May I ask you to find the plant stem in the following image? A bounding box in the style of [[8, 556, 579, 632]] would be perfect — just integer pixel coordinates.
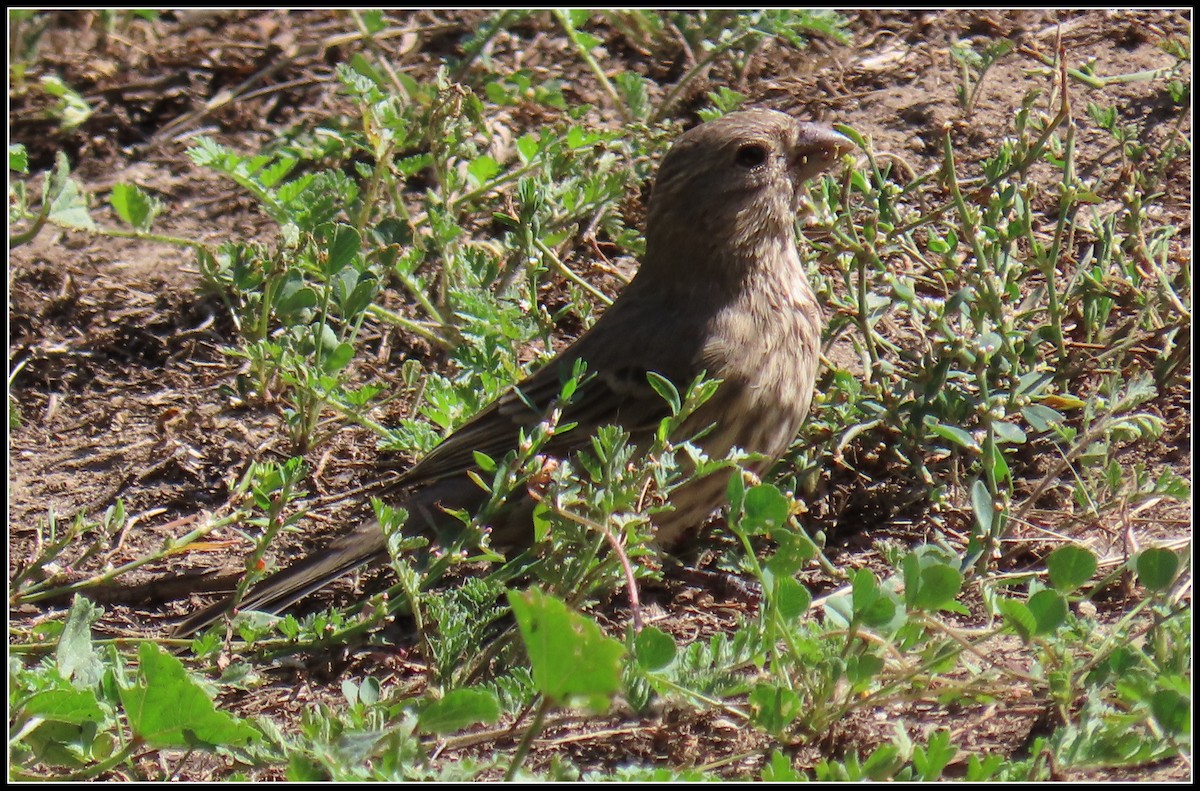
[[533, 238, 613, 306], [554, 10, 630, 124], [504, 696, 550, 781]]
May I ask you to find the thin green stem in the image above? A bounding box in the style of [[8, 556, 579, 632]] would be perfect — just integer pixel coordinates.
[[554, 10, 630, 124], [1019, 44, 1183, 89], [532, 238, 613, 306], [8, 197, 53, 247], [504, 696, 550, 781], [14, 513, 241, 603], [366, 303, 455, 349]]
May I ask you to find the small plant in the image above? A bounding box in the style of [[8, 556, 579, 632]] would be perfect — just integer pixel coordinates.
[[10, 597, 262, 780], [951, 37, 1016, 113]]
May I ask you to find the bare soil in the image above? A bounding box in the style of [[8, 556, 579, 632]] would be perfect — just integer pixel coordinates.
[[8, 8, 1191, 781]]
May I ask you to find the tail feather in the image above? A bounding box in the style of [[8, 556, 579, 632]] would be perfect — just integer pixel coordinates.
[[172, 476, 490, 638], [172, 523, 387, 638]]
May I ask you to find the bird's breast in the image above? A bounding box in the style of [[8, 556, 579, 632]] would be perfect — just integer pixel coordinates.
[[689, 265, 823, 461]]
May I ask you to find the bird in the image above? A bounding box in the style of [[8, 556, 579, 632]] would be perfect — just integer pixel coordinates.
[[173, 108, 853, 637]]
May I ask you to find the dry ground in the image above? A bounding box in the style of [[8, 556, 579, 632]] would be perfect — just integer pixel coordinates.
[[8, 8, 1191, 781]]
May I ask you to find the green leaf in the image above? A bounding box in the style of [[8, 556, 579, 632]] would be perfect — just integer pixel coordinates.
[[360, 8, 386, 33], [645, 371, 680, 415], [335, 270, 378, 319], [764, 529, 816, 577], [417, 688, 502, 735], [768, 576, 811, 622], [913, 729, 957, 781], [927, 419, 980, 452], [574, 30, 601, 50], [725, 467, 746, 513], [274, 273, 317, 321], [977, 331, 1003, 356], [322, 341, 355, 374], [1149, 689, 1190, 736], [507, 588, 625, 711], [965, 753, 1005, 780], [846, 651, 884, 688], [325, 223, 361, 276], [119, 643, 258, 749], [1046, 545, 1097, 593], [466, 155, 500, 187], [903, 556, 963, 612], [852, 568, 897, 628], [1027, 589, 1067, 635], [761, 750, 804, 781], [10, 143, 28, 173], [996, 597, 1035, 641], [613, 71, 650, 120], [971, 479, 993, 536], [109, 183, 158, 230], [984, 441, 1010, 486], [288, 755, 327, 782], [742, 484, 790, 534], [516, 133, 539, 164], [1022, 403, 1065, 432], [862, 742, 903, 780], [1135, 547, 1180, 592], [748, 682, 802, 735], [40, 74, 93, 128], [21, 688, 106, 726], [341, 676, 380, 707], [531, 500, 552, 544], [348, 52, 386, 88], [45, 152, 95, 230], [634, 626, 676, 671], [57, 595, 103, 688], [991, 420, 1026, 444]]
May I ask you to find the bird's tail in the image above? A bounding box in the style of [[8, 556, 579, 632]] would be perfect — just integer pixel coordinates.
[[171, 476, 494, 638], [171, 519, 389, 638]]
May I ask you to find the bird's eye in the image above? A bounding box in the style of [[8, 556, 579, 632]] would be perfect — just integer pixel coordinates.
[[734, 143, 769, 168]]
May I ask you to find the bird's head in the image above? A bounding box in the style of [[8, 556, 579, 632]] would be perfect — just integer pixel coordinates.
[[644, 109, 852, 271]]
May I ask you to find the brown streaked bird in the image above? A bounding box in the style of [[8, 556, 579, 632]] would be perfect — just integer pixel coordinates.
[[173, 108, 853, 637]]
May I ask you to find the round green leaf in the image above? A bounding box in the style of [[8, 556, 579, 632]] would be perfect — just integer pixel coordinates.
[[765, 529, 816, 576], [1136, 547, 1180, 592], [748, 683, 802, 735], [1028, 589, 1067, 635], [634, 626, 677, 671], [322, 341, 355, 373], [770, 576, 811, 622], [1046, 544, 1097, 592], [743, 484, 790, 533], [908, 562, 964, 612]]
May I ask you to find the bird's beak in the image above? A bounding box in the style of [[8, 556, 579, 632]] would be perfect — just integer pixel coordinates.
[[789, 124, 854, 183]]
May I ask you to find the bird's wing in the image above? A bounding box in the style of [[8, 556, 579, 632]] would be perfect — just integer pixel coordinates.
[[398, 293, 704, 487]]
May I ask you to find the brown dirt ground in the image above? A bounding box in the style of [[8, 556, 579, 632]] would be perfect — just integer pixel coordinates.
[[8, 8, 1192, 781]]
